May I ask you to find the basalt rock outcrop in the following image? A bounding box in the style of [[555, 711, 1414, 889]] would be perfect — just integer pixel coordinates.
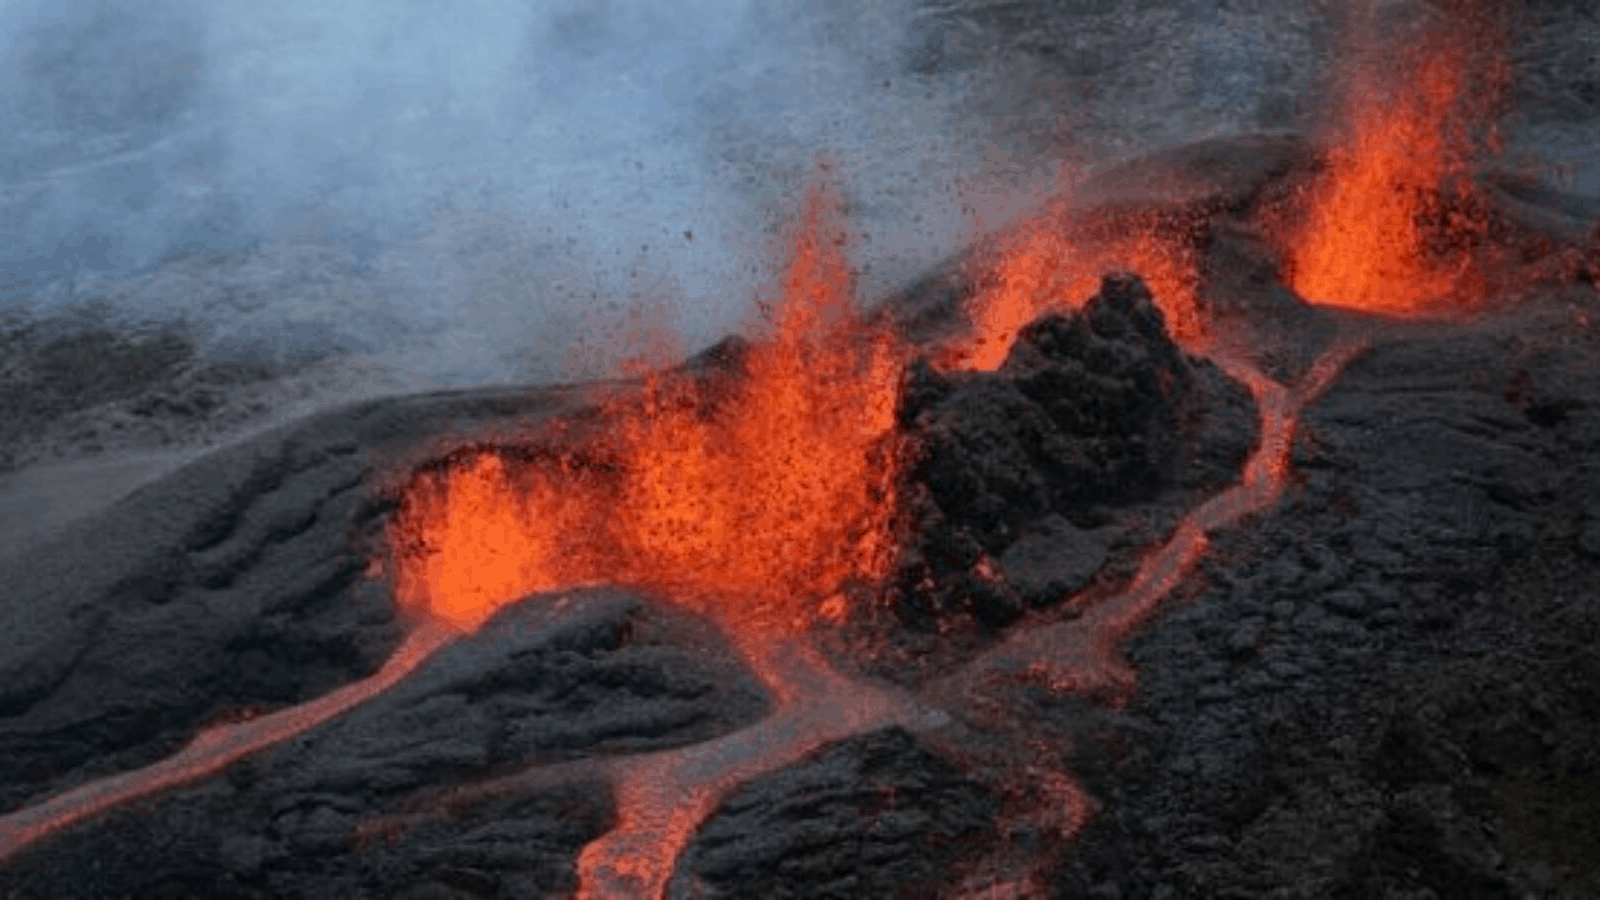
[[890, 273, 1257, 629]]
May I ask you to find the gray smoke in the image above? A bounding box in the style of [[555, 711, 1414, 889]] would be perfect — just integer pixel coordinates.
[[0, 0, 1040, 384]]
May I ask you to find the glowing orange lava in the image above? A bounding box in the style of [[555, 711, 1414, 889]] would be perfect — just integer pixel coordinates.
[[1282, 1, 1512, 315], [384, 174, 932, 897], [575, 638, 943, 899], [389, 177, 905, 636], [0, 623, 455, 865], [940, 212, 1203, 372]]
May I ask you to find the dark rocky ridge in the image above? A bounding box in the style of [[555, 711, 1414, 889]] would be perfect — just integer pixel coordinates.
[[1037, 299, 1600, 898], [891, 273, 1257, 629], [869, 131, 1317, 354], [671, 727, 1003, 898], [0, 377, 625, 815]]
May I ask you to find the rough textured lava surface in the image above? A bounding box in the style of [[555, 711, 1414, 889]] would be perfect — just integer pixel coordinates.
[[888, 273, 1256, 631]]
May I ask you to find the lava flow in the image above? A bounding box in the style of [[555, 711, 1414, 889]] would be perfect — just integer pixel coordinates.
[[0, 622, 455, 864], [934, 338, 1367, 721]]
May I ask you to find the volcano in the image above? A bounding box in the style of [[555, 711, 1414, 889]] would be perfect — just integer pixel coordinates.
[[5, 4, 1600, 893], [2, 122, 1597, 897]]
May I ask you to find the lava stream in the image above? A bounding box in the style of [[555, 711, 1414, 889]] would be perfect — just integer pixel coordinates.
[[931, 336, 1366, 789], [0, 622, 456, 864], [575, 635, 948, 899]]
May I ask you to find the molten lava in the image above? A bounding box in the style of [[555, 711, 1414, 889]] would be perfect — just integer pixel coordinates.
[[945, 212, 1204, 371], [390, 178, 904, 636], [0, 623, 455, 864], [575, 638, 945, 899], [385, 178, 929, 896], [1281, 0, 1513, 315]]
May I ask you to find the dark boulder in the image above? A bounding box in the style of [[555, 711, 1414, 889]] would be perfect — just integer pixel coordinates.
[[891, 273, 1257, 630], [672, 727, 1000, 898]]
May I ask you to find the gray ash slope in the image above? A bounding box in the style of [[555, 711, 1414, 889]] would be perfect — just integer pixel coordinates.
[[2, 130, 1600, 898]]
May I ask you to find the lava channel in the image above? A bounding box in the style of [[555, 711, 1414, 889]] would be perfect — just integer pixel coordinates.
[[0, 622, 455, 863]]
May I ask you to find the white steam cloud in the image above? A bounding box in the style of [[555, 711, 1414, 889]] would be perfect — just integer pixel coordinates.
[[0, 0, 1054, 385]]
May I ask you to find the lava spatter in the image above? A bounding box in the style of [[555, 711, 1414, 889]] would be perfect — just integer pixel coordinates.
[[387, 174, 905, 636], [941, 210, 1206, 372], [1279, 0, 1516, 316]]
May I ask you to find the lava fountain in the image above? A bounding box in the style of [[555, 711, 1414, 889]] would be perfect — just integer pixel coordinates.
[[950, 214, 1205, 371], [388, 175, 905, 638], [1278, 0, 1516, 316], [384, 174, 948, 897]]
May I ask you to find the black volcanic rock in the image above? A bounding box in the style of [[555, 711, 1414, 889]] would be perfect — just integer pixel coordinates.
[[6, 129, 1600, 899], [999, 514, 1115, 608], [1045, 299, 1600, 899], [890, 273, 1257, 629], [673, 727, 1000, 898], [0, 379, 617, 817], [0, 589, 770, 898]]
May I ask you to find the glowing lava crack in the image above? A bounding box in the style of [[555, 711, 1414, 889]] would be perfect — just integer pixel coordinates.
[[0, 623, 457, 865], [574, 637, 951, 898]]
